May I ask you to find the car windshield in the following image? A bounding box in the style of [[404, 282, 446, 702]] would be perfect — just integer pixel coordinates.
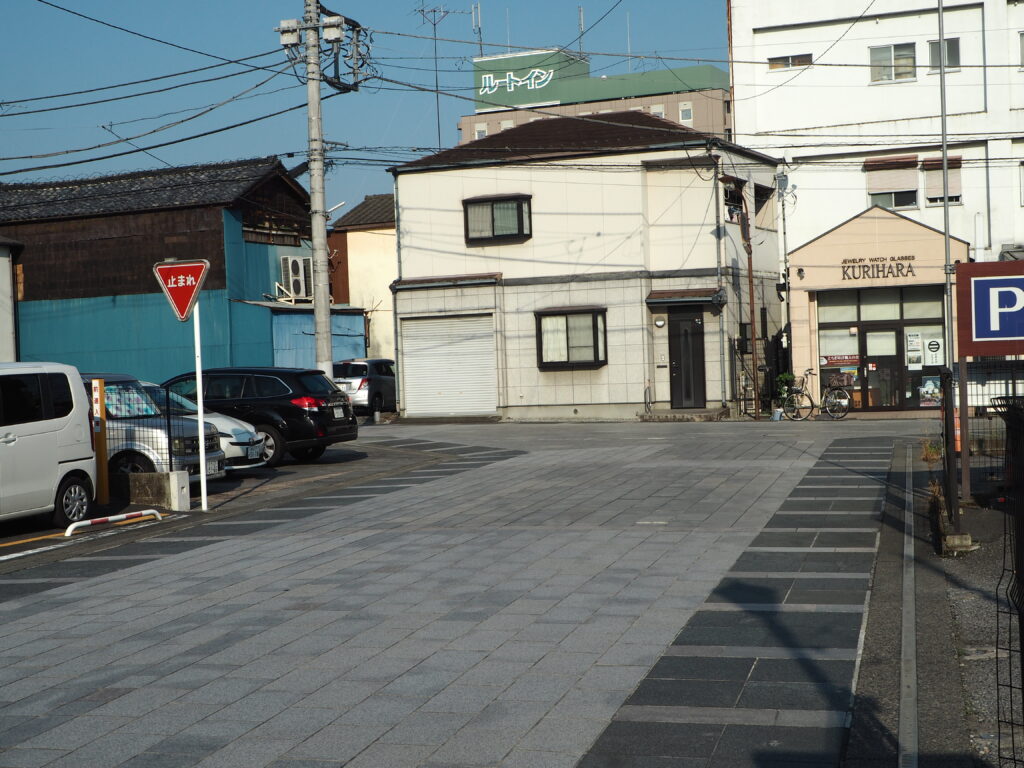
[[104, 381, 160, 419], [333, 363, 367, 378], [298, 372, 338, 395], [142, 385, 198, 415]]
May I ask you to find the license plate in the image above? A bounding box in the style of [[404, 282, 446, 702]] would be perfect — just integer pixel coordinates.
[[333, 406, 345, 418], [246, 444, 262, 459], [341, 382, 352, 391], [206, 459, 220, 474]]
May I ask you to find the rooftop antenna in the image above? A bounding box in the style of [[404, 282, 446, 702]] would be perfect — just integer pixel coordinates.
[[578, 6, 584, 56], [471, 3, 484, 56], [506, 8, 511, 53], [415, 4, 469, 148], [626, 11, 632, 72]]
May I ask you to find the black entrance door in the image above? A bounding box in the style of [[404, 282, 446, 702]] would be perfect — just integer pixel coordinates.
[[669, 311, 706, 409], [860, 327, 904, 410]]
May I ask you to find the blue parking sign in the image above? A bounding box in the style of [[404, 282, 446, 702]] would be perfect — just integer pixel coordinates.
[[972, 275, 1024, 341]]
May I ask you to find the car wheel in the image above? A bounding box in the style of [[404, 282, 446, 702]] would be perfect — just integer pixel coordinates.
[[255, 425, 285, 467], [52, 475, 91, 527], [290, 445, 326, 462], [109, 451, 155, 475]]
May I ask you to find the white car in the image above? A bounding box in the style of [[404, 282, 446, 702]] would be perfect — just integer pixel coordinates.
[[140, 382, 265, 471]]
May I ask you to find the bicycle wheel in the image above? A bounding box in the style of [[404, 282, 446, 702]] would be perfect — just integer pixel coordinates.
[[783, 392, 813, 421], [823, 387, 851, 420]]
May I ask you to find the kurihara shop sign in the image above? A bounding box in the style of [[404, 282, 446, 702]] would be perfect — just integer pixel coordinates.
[[956, 261, 1024, 356]]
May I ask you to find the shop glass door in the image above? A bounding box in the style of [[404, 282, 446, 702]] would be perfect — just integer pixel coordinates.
[[861, 329, 903, 409]]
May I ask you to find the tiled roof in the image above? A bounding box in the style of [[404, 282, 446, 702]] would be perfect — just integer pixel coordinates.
[[0, 157, 297, 224], [396, 111, 712, 171], [332, 193, 394, 230]]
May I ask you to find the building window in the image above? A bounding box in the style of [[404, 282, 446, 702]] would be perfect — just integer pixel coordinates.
[[650, 104, 665, 118], [922, 156, 962, 204], [870, 190, 918, 210], [768, 53, 812, 70], [928, 38, 960, 71], [464, 195, 532, 244], [1020, 32, 1024, 68], [870, 43, 916, 82], [499, 119, 514, 130], [535, 308, 607, 370], [864, 155, 918, 210], [678, 102, 693, 126]]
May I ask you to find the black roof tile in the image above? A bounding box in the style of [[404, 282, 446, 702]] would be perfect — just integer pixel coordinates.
[[0, 156, 300, 224]]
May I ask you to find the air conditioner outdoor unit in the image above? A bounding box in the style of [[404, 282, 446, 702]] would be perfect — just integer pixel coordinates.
[[279, 256, 313, 300]]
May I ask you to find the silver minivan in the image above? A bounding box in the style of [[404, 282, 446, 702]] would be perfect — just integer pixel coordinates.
[[0, 362, 96, 526]]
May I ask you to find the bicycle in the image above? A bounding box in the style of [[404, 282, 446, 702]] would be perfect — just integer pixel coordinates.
[[781, 369, 851, 421]]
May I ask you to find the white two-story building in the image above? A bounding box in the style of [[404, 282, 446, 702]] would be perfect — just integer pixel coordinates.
[[729, 0, 1024, 412], [390, 111, 781, 420]]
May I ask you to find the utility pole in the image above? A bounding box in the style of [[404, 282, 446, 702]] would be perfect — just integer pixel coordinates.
[[304, 0, 331, 380], [739, 185, 761, 420], [278, 4, 366, 380]]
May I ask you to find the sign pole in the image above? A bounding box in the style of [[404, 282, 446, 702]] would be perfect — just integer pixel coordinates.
[[194, 301, 208, 512]]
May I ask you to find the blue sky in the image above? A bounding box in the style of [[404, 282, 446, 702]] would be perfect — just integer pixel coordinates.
[[1, 0, 728, 215]]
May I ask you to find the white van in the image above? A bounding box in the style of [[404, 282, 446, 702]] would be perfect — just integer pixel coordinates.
[[0, 362, 96, 526]]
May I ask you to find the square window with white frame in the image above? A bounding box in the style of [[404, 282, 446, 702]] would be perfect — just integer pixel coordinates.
[[870, 43, 916, 82], [535, 308, 607, 370], [678, 102, 693, 126], [928, 38, 960, 71], [464, 195, 532, 245]]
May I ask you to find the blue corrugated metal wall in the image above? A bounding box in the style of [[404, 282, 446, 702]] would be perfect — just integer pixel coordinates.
[[272, 312, 366, 369], [16, 209, 364, 379], [17, 290, 232, 383]]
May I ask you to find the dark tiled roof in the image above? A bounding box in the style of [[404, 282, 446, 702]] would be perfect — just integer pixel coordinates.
[[0, 157, 296, 224], [332, 193, 394, 230], [397, 111, 709, 171]]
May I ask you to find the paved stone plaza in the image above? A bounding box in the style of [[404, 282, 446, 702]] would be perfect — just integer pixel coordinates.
[[0, 420, 942, 767]]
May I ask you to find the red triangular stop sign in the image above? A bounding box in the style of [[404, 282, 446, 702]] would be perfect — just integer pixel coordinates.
[[153, 260, 209, 322]]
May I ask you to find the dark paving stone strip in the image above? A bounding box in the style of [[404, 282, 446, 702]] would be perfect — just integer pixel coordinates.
[[576, 440, 892, 768], [766, 513, 880, 529]]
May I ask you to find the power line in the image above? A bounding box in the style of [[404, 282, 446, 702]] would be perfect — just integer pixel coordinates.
[[33, 0, 292, 77], [733, 0, 877, 103], [0, 49, 282, 106], [1, 66, 289, 162], [0, 59, 290, 119], [0, 93, 339, 177], [370, 26, 1024, 71]]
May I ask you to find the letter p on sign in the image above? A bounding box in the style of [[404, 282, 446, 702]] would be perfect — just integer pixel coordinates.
[[973, 276, 1024, 342]]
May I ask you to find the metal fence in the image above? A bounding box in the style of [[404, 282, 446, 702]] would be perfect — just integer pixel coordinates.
[[992, 397, 1024, 765], [954, 361, 1024, 499], [100, 381, 217, 491]]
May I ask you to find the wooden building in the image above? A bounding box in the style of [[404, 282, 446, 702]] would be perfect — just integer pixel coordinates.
[[0, 157, 365, 381]]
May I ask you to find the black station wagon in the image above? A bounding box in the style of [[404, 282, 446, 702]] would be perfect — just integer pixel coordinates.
[[162, 367, 358, 467]]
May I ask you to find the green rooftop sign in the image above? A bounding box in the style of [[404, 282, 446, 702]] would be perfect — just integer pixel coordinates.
[[473, 50, 729, 112]]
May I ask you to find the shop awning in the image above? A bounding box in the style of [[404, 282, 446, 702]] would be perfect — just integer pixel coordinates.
[[646, 288, 725, 307]]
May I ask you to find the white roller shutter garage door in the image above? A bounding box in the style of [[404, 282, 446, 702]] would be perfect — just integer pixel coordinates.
[[401, 315, 498, 416]]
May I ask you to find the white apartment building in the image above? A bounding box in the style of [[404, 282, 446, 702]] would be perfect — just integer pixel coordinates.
[[729, 0, 1024, 413], [390, 112, 781, 420]]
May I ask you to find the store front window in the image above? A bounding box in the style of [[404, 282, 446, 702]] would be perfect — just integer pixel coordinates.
[[817, 286, 945, 410]]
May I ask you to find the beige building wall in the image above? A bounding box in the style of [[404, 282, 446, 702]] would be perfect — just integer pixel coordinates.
[[345, 228, 397, 361], [458, 89, 730, 144], [787, 207, 968, 382]]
